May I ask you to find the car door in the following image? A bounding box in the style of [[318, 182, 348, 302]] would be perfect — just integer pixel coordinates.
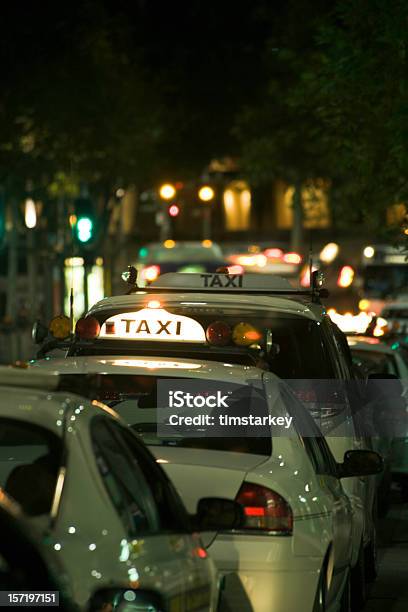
[[305, 435, 353, 565], [323, 320, 371, 551], [278, 383, 353, 573], [91, 417, 215, 611]]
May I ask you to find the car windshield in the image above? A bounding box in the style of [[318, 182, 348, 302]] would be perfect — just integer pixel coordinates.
[[138, 243, 223, 263], [59, 373, 272, 456]]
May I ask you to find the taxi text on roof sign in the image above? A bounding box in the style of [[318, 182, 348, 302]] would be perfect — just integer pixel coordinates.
[[150, 272, 294, 290], [99, 308, 206, 343]]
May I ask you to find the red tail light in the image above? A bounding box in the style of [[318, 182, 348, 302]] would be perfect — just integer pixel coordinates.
[[194, 547, 208, 559], [236, 482, 293, 533], [264, 248, 283, 259], [283, 252, 302, 265], [206, 321, 232, 346], [141, 265, 160, 282], [75, 317, 100, 340], [227, 264, 244, 274]]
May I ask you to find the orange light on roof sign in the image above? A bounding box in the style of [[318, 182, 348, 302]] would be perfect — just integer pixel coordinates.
[[147, 300, 161, 309]]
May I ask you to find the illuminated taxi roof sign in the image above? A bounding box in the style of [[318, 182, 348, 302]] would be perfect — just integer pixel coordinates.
[[150, 272, 294, 291], [100, 308, 206, 343]]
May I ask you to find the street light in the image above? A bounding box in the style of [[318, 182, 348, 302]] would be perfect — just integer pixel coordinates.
[[159, 183, 176, 200], [198, 186, 215, 202], [24, 198, 37, 229], [198, 186, 215, 239]]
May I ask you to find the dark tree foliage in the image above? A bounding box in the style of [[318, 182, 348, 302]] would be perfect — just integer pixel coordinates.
[[234, 0, 335, 185], [0, 0, 405, 239], [0, 1, 159, 196], [0, 0, 281, 192], [290, 0, 408, 237]]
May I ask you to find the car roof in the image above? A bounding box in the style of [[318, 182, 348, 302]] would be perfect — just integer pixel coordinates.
[[346, 336, 394, 354], [0, 366, 59, 390], [0, 366, 114, 431], [30, 355, 268, 384], [88, 292, 324, 322], [0, 385, 67, 433]]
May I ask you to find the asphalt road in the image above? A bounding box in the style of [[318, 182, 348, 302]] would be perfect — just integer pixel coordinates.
[[364, 488, 408, 611]]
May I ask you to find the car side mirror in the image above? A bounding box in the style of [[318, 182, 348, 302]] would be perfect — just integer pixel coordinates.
[[88, 588, 164, 611], [194, 497, 244, 531], [338, 450, 383, 478], [32, 320, 48, 344]]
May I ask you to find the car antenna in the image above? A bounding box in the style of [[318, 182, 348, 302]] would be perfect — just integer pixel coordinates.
[[69, 209, 76, 334], [122, 265, 139, 294]]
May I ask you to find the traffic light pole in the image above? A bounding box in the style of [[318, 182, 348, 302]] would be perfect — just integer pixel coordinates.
[[6, 200, 18, 323], [27, 228, 37, 318], [159, 211, 171, 241], [202, 206, 211, 239]]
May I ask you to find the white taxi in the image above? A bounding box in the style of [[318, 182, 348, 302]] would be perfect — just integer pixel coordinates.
[[0, 367, 226, 610], [33, 272, 381, 603], [30, 354, 383, 612]]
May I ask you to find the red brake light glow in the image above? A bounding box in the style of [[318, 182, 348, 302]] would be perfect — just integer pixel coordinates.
[[168, 204, 180, 217], [264, 248, 283, 259], [195, 547, 208, 559], [245, 507, 265, 517], [141, 265, 160, 282], [236, 482, 293, 533], [227, 264, 244, 274], [75, 317, 101, 340]]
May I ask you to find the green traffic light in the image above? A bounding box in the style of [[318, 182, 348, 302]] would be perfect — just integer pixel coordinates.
[[77, 216, 93, 243]]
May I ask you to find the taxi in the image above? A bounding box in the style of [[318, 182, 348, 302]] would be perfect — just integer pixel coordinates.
[[135, 240, 229, 285], [32, 271, 385, 607], [0, 367, 226, 610], [30, 354, 383, 612]]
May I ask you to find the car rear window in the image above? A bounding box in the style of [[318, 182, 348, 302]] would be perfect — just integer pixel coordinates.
[[167, 310, 335, 378], [351, 349, 398, 376], [60, 373, 272, 456], [76, 311, 335, 379]]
